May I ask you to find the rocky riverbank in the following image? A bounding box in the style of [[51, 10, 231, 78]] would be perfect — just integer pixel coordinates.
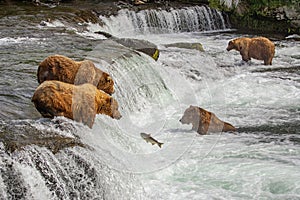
[[210, 0, 300, 35]]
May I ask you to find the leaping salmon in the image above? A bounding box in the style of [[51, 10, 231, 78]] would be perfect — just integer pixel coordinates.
[[140, 132, 163, 148]]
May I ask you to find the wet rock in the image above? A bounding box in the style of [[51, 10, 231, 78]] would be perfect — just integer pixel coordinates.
[[95, 31, 160, 60], [73, 10, 104, 25], [114, 37, 160, 60], [87, 39, 142, 64], [0, 120, 85, 154], [285, 34, 300, 41], [165, 42, 204, 52]]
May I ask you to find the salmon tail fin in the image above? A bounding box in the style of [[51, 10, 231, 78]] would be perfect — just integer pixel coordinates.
[[158, 143, 163, 148]]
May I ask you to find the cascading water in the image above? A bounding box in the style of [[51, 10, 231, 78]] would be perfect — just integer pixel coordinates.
[[81, 39, 197, 173], [99, 5, 229, 35], [0, 119, 145, 199]]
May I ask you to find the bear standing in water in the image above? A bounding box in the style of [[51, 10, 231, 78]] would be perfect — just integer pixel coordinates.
[[226, 37, 275, 65], [180, 106, 236, 135]]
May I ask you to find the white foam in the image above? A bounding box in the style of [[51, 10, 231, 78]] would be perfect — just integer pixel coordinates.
[[0, 37, 40, 46]]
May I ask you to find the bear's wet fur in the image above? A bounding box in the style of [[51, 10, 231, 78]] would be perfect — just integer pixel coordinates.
[[180, 105, 236, 135], [37, 55, 115, 95], [32, 80, 121, 128], [226, 37, 275, 65]]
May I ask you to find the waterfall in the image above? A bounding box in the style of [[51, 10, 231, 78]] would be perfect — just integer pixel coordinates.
[[0, 41, 188, 198], [86, 40, 174, 114], [99, 5, 229, 35], [0, 119, 144, 199]]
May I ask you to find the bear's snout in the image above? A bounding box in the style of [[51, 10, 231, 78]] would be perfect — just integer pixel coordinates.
[[226, 46, 233, 51], [179, 117, 189, 124], [38, 70, 49, 84], [113, 111, 122, 119]]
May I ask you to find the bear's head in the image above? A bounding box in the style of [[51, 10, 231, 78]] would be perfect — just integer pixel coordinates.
[[96, 94, 121, 120], [227, 38, 246, 52], [109, 98, 121, 119], [226, 38, 250, 52], [37, 55, 76, 84], [179, 105, 201, 131], [74, 60, 115, 95], [227, 39, 237, 51], [97, 72, 115, 95]]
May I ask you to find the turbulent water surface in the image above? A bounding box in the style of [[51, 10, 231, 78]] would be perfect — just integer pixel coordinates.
[[0, 2, 300, 199]]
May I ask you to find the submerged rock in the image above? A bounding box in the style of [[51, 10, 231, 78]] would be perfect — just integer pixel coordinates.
[[165, 42, 204, 52]]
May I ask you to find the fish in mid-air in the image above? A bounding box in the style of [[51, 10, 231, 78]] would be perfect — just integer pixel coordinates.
[[140, 132, 163, 148]]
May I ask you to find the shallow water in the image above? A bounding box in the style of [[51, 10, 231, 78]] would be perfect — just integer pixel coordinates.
[[0, 2, 300, 199]]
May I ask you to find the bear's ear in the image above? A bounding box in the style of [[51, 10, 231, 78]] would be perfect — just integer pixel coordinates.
[[104, 97, 113, 105], [190, 106, 199, 113], [189, 105, 198, 111]]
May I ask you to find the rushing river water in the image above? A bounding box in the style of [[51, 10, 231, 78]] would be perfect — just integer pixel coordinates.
[[0, 2, 300, 199]]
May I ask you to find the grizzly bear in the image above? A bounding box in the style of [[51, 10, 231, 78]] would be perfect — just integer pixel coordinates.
[[32, 80, 121, 128], [37, 55, 115, 95], [226, 37, 275, 65], [179, 105, 236, 135]]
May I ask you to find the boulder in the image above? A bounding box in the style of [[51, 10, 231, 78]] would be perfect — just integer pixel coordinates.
[[95, 31, 159, 60], [165, 42, 204, 52], [0, 120, 85, 154]]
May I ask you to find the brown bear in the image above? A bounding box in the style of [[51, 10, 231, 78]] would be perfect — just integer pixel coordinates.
[[226, 37, 275, 65], [179, 105, 236, 135], [32, 80, 121, 128], [37, 55, 115, 95]]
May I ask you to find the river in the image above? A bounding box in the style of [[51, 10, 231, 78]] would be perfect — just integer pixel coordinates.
[[0, 2, 299, 199]]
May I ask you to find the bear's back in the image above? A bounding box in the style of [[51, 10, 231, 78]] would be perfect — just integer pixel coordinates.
[[248, 37, 275, 60]]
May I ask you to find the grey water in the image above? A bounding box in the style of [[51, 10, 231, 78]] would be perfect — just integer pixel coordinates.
[[0, 2, 300, 199]]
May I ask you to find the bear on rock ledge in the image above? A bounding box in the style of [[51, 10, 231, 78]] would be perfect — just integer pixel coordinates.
[[32, 81, 121, 128], [37, 55, 115, 95]]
